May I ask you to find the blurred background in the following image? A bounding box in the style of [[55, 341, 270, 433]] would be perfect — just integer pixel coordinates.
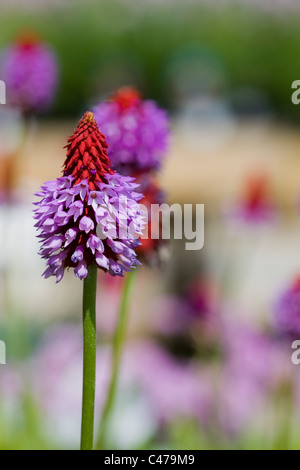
[[1, 0, 300, 450]]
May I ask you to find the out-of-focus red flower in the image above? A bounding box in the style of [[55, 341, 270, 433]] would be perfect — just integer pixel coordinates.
[[136, 175, 166, 264], [110, 87, 141, 111], [226, 173, 278, 225]]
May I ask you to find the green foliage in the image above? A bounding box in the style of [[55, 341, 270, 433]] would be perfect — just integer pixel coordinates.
[[1, 1, 300, 119]]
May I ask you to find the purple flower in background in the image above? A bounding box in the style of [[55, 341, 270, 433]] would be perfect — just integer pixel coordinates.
[[274, 276, 300, 337], [1, 32, 58, 113], [93, 87, 169, 174], [34, 111, 145, 282]]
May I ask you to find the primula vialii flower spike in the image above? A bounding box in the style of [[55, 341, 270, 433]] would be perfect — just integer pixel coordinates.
[[34, 111, 145, 283]]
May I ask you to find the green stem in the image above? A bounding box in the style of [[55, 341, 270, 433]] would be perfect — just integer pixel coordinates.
[[95, 269, 137, 450], [273, 376, 294, 450], [80, 263, 97, 451]]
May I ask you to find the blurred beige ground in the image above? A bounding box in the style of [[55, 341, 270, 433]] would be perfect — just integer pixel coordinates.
[[13, 119, 300, 209]]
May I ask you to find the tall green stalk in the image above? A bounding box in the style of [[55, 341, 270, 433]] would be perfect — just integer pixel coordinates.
[[80, 263, 98, 451], [95, 269, 137, 450]]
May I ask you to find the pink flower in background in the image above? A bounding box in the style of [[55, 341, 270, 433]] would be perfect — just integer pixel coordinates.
[[1, 32, 59, 114], [0, 365, 23, 413], [94, 87, 169, 174], [219, 321, 288, 434], [126, 341, 213, 426]]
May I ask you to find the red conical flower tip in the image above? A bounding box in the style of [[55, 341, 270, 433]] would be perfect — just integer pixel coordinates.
[[111, 87, 141, 111], [63, 111, 114, 190], [16, 31, 40, 51]]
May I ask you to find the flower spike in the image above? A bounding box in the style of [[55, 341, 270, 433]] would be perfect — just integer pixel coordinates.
[[34, 112, 145, 282]]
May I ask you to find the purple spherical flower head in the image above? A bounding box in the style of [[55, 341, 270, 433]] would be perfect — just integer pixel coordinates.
[[34, 111, 145, 283], [1, 33, 58, 113], [274, 276, 300, 337], [93, 87, 169, 174]]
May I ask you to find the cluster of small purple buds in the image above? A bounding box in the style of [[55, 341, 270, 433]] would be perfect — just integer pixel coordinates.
[[34, 112, 146, 282]]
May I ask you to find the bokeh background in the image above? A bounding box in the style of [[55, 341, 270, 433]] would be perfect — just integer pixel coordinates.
[[1, 0, 300, 450]]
